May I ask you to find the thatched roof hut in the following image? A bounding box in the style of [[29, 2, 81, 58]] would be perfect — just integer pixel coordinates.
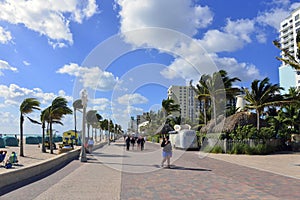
[[200, 112, 267, 133]]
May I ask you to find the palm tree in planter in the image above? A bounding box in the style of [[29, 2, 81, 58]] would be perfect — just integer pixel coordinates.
[[19, 98, 41, 157], [47, 97, 73, 154], [243, 77, 284, 130]]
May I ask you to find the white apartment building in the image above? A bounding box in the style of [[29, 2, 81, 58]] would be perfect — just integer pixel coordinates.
[[167, 85, 199, 123], [278, 6, 300, 93]]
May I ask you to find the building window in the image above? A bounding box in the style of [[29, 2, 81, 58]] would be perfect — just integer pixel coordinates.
[[282, 23, 288, 28], [296, 21, 300, 27], [295, 14, 299, 21]]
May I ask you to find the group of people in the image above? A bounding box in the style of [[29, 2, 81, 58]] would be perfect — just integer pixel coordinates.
[[125, 135, 146, 151]]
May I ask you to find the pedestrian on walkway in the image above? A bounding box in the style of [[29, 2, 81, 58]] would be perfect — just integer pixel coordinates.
[[161, 136, 172, 168], [131, 136, 136, 150], [139, 136, 145, 151], [88, 137, 94, 153], [125, 136, 131, 151]]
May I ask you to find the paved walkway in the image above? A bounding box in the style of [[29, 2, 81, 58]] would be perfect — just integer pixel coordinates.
[[1, 139, 300, 199]]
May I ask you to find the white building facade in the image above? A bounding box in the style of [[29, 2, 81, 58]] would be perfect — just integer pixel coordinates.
[[167, 85, 200, 123], [278, 6, 300, 93]]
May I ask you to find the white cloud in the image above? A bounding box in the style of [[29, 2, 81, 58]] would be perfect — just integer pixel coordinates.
[[0, 60, 18, 75], [0, 84, 72, 106], [255, 1, 300, 31], [118, 93, 148, 105], [91, 98, 111, 111], [210, 54, 262, 82], [117, 0, 213, 36], [0, 0, 98, 48], [57, 63, 119, 91], [256, 8, 290, 30], [0, 26, 12, 44], [116, 0, 213, 49], [23, 60, 30, 66]]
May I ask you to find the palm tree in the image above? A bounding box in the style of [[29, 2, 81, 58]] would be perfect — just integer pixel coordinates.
[[47, 97, 73, 154], [19, 98, 41, 157], [162, 98, 180, 116], [40, 108, 50, 153], [191, 70, 240, 126], [243, 77, 283, 130], [73, 99, 83, 135], [86, 110, 98, 139], [190, 78, 210, 125]]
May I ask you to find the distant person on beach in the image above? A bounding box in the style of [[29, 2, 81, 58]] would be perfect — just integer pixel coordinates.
[[161, 136, 172, 168]]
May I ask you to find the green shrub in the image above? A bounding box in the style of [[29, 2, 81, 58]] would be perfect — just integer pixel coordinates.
[[211, 145, 223, 153], [244, 145, 255, 155], [230, 143, 246, 154], [203, 145, 213, 153]]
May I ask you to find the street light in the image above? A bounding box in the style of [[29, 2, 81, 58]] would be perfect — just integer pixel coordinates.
[[80, 89, 88, 162]]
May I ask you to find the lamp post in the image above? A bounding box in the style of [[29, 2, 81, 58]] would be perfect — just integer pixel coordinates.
[[80, 89, 88, 162]]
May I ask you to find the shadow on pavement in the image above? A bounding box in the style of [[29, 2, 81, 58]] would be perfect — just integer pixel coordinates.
[[167, 165, 212, 171]]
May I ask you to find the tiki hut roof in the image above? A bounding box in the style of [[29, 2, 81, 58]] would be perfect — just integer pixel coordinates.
[[200, 111, 266, 133]]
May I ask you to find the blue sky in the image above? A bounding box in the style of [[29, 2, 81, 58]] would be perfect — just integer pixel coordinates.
[[0, 0, 299, 135]]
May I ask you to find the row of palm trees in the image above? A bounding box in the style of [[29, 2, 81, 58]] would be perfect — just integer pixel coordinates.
[[20, 97, 72, 156], [19, 97, 123, 157]]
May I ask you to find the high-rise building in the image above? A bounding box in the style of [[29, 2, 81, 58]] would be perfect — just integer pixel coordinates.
[[167, 85, 200, 123], [278, 6, 300, 93]]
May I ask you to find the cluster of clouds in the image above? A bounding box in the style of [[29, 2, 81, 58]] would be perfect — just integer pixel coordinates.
[[0, 0, 300, 132], [0, 0, 98, 48]]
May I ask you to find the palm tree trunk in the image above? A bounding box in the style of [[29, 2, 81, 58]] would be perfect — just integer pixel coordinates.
[[50, 120, 53, 154], [256, 109, 260, 130], [203, 100, 207, 125], [20, 114, 24, 157], [74, 109, 77, 134], [212, 97, 217, 126], [42, 122, 46, 153]]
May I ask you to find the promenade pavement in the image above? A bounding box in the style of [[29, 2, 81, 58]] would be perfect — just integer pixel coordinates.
[[1, 140, 299, 179], [1, 139, 300, 199]]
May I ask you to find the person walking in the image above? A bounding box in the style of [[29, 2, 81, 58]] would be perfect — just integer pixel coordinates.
[[87, 137, 94, 153], [140, 136, 145, 151], [130, 136, 136, 150], [125, 136, 131, 151], [161, 136, 172, 168]]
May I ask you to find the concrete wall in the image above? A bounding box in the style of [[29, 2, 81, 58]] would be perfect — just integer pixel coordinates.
[[0, 142, 107, 191]]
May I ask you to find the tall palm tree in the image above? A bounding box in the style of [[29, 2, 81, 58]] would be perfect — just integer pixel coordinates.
[[40, 108, 50, 153], [191, 70, 239, 126], [73, 99, 83, 135], [243, 77, 283, 130], [190, 77, 211, 125], [19, 98, 41, 157], [86, 110, 98, 139], [48, 97, 73, 154]]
